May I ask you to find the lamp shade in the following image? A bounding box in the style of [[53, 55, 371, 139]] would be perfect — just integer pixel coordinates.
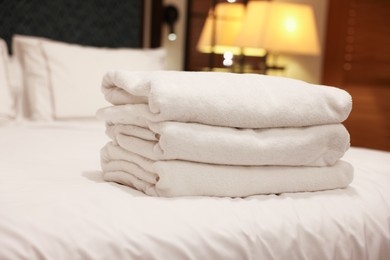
[[197, 3, 245, 55], [235, 1, 268, 57], [236, 1, 321, 56]]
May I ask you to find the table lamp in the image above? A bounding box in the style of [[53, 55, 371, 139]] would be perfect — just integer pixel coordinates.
[[236, 1, 321, 73], [197, 2, 245, 68]]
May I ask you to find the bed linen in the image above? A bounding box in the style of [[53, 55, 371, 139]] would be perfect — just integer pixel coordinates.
[[0, 121, 389, 259], [12, 35, 166, 120]]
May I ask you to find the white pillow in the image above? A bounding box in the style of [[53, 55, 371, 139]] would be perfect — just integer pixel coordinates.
[[13, 35, 166, 120], [0, 38, 15, 122], [41, 40, 165, 118], [13, 35, 52, 120]]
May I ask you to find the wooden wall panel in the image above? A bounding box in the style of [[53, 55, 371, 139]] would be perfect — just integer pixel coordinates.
[[323, 0, 390, 151], [185, 0, 212, 71], [342, 85, 390, 150]]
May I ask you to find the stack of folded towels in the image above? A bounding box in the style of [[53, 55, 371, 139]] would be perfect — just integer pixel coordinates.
[[96, 70, 353, 197]]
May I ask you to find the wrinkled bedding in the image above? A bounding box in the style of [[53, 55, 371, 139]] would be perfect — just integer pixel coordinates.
[[0, 122, 389, 260]]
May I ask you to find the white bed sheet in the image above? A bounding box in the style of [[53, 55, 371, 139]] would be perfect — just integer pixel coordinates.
[[0, 121, 389, 260]]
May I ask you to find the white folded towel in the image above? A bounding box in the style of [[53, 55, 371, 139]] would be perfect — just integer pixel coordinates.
[[101, 70, 352, 128], [101, 142, 354, 197], [103, 121, 350, 167]]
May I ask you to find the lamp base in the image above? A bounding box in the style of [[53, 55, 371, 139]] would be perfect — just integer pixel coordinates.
[[202, 53, 286, 75], [259, 53, 285, 74]]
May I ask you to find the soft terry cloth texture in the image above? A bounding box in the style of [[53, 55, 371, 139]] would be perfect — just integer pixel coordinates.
[[102, 70, 352, 128], [97, 119, 350, 167], [99, 70, 353, 197], [101, 142, 354, 197]]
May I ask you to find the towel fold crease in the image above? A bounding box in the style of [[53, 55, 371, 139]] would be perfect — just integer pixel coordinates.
[[101, 143, 354, 197], [101, 70, 352, 128], [97, 70, 354, 197], [99, 119, 350, 167]]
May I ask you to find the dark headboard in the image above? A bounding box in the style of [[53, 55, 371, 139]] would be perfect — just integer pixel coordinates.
[[0, 0, 147, 54]]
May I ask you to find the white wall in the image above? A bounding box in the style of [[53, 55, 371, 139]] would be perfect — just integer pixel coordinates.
[[161, 0, 188, 71], [143, 0, 187, 71]]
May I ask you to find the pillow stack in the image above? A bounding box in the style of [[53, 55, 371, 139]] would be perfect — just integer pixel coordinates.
[[12, 35, 165, 120], [97, 70, 353, 197]]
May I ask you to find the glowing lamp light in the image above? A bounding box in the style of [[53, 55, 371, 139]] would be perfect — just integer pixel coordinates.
[[284, 17, 297, 33], [236, 1, 321, 56], [168, 33, 177, 41], [197, 3, 245, 55], [223, 51, 234, 67]]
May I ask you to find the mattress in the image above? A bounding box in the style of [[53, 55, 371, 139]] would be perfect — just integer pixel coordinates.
[[0, 121, 389, 259]]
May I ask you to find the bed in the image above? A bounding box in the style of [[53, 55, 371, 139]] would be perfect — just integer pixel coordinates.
[[0, 121, 389, 259], [1, 1, 390, 259]]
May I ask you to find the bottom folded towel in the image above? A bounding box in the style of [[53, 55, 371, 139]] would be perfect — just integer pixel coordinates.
[[101, 142, 354, 197]]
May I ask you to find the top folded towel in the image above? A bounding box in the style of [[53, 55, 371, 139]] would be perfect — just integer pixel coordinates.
[[102, 70, 352, 128]]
